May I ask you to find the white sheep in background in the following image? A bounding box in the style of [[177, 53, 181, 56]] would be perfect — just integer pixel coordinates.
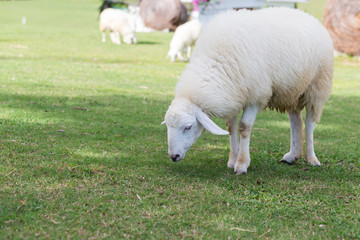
[[99, 8, 137, 45], [128, 6, 155, 33], [167, 19, 202, 62], [163, 8, 333, 175]]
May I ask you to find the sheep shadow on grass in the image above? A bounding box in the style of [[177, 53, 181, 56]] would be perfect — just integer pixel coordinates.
[[136, 41, 159, 45]]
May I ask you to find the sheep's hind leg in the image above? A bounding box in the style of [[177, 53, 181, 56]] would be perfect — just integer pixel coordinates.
[[234, 105, 258, 175], [226, 116, 239, 169], [305, 109, 321, 166], [102, 32, 106, 42], [281, 111, 303, 164]]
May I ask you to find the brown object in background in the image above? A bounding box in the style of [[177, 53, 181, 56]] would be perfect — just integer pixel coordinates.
[[323, 0, 360, 56], [140, 0, 188, 31]]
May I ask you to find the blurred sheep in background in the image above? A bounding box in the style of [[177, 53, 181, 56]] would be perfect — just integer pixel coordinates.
[[99, 8, 137, 45], [167, 18, 202, 62]]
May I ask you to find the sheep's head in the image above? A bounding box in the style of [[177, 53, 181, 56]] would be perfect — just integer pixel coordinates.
[[123, 32, 137, 45], [163, 98, 228, 162], [167, 49, 177, 62]]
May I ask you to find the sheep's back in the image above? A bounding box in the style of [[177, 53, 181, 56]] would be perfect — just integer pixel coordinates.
[[175, 8, 333, 118]]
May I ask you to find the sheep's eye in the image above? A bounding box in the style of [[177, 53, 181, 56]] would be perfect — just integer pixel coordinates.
[[184, 125, 192, 131]]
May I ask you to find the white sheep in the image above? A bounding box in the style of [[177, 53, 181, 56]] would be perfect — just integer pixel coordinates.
[[128, 6, 155, 33], [163, 8, 333, 175], [99, 8, 137, 45], [167, 19, 202, 62]]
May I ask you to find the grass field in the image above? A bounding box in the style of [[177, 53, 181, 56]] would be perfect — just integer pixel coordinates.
[[0, 0, 359, 239]]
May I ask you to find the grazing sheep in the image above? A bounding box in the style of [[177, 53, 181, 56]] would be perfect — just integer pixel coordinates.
[[167, 19, 202, 62], [163, 8, 333, 175], [99, 8, 137, 45]]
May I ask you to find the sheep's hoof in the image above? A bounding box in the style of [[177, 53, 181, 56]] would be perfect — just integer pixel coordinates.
[[227, 152, 237, 169], [280, 159, 295, 165], [227, 159, 236, 169], [281, 152, 301, 165], [307, 156, 321, 167], [234, 160, 249, 175], [234, 170, 247, 175]]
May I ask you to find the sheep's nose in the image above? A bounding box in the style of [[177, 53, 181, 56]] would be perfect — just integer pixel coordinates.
[[170, 154, 180, 162]]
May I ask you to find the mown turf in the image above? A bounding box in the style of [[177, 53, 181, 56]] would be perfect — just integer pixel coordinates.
[[0, 0, 359, 239]]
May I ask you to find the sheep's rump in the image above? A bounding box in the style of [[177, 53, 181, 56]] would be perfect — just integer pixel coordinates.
[[176, 8, 333, 121]]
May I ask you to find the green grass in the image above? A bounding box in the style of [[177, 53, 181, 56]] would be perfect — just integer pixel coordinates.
[[297, 0, 328, 21], [1, 0, 359, 239]]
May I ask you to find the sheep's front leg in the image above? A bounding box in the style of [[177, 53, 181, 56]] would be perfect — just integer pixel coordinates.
[[110, 32, 121, 44], [186, 46, 192, 61], [234, 105, 258, 175], [226, 116, 239, 169], [281, 111, 303, 164], [176, 51, 184, 62], [102, 32, 106, 42], [114, 32, 121, 44], [305, 109, 321, 166]]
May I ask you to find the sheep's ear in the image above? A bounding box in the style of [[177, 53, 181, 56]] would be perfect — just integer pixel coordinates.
[[161, 121, 166, 125], [196, 111, 229, 135]]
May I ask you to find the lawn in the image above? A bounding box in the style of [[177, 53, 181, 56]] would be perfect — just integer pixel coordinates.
[[0, 0, 359, 239]]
